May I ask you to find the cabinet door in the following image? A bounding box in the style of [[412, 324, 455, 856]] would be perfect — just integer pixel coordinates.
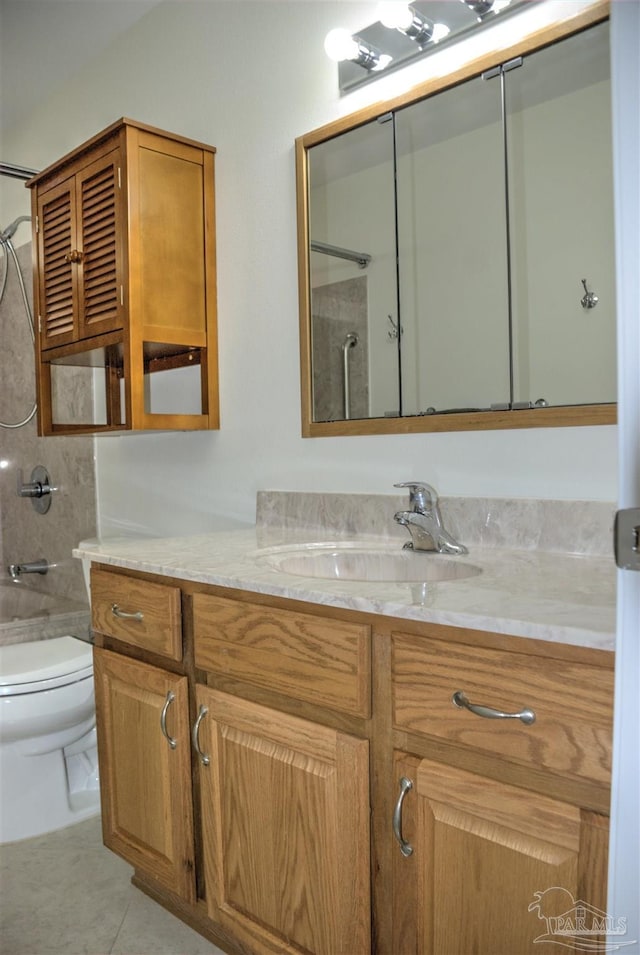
[[93, 648, 196, 902], [391, 754, 610, 955], [196, 687, 371, 955], [74, 147, 124, 341], [35, 175, 78, 349], [35, 148, 124, 349]]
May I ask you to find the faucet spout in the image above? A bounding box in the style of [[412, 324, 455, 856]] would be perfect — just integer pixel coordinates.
[[7, 559, 49, 581], [393, 482, 468, 555]]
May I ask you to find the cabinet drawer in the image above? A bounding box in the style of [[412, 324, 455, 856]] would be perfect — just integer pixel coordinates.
[[193, 593, 371, 717], [392, 633, 613, 786], [91, 568, 182, 660]]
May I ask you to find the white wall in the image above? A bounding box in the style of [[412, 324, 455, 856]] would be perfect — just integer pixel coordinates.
[[2, 0, 616, 537]]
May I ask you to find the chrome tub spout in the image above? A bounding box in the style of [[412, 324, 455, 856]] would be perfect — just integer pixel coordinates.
[[7, 559, 49, 582]]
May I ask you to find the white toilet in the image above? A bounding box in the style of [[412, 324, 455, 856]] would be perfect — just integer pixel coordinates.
[[0, 635, 101, 843]]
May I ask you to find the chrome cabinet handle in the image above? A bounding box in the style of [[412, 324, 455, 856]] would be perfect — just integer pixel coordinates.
[[392, 776, 414, 857], [111, 603, 144, 622], [452, 690, 536, 725], [160, 691, 177, 749], [192, 705, 210, 766]]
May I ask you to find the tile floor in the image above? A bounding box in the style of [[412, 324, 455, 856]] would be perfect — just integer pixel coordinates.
[[0, 815, 225, 955]]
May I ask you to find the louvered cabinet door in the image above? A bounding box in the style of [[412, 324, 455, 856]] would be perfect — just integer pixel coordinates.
[[35, 148, 124, 350], [75, 148, 124, 340], [36, 176, 78, 348]]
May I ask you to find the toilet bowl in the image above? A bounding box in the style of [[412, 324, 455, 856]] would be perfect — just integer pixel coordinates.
[[0, 635, 101, 843]]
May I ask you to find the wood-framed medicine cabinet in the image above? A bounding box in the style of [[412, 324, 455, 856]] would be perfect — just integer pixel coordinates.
[[295, 1, 616, 437], [27, 118, 219, 436]]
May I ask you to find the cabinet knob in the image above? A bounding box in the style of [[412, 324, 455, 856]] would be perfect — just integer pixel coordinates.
[[64, 249, 83, 263]]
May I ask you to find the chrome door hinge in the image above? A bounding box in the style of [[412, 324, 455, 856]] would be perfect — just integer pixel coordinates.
[[35, 215, 39, 234], [483, 57, 523, 81], [614, 508, 640, 570]]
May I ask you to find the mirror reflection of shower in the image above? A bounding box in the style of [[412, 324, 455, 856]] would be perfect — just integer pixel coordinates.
[[311, 276, 369, 422], [0, 211, 36, 430]]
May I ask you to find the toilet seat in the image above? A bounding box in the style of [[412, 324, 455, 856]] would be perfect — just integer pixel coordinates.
[[0, 636, 93, 696]]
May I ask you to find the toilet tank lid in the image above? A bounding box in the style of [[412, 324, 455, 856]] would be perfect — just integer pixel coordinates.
[[0, 636, 93, 689]]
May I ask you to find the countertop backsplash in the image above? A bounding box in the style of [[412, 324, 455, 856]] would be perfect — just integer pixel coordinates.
[[256, 491, 615, 558]]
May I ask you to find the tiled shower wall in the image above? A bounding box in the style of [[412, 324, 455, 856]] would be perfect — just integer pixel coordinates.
[[0, 241, 96, 603]]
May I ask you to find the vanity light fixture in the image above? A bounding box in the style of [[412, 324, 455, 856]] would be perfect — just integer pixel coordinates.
[[461, 0, 512, 21], [378, 3, 450, 48], [324, 28, 392, 71], [326, 0, 528, 94]]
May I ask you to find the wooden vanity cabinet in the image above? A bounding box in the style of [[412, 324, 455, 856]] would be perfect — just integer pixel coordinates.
[[93, 648, 197, 903], [389, 627, 614, 955], [192, 593, 372, 955], [28, 118, 219, 436], [90, 569, 372, 955], [90, 568, 196, 902], [195, 688, 371, 955], [88, 565, 613, 955]]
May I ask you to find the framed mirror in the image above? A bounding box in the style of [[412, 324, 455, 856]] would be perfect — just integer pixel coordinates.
[[296, 2, 616, 436]]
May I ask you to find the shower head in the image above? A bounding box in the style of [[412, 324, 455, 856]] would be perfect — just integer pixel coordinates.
[[0, 216, 31, 242]]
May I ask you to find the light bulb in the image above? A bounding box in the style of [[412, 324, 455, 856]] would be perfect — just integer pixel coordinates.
[[378, 2, 414, 31], [324, 28, 359, 63], [431, 23, 451, 42], [372, 53, 393, 71]]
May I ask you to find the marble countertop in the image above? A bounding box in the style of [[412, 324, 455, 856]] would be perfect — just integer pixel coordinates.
[[74, 527, 616, 652]]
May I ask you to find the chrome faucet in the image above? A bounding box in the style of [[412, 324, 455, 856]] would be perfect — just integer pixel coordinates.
[[393, 483, 468, 555], [7, 559, 49, 582]]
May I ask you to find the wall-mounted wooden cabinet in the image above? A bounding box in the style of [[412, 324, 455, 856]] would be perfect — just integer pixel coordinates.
[[28, 118, 218, 436]]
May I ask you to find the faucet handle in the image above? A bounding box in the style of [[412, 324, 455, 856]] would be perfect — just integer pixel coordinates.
[[394, 482, 439, 511]]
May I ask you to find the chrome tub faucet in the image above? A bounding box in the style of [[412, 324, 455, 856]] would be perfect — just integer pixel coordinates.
[[393, 482, 468, 555]]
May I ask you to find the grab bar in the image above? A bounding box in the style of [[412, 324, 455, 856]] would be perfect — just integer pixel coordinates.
[[342, 333, 359, 419]]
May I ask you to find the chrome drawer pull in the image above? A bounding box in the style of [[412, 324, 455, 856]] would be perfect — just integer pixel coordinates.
[[192, 705, 210, 766], [160, 691, 177, 749], [452, 690, 536, 725], [111, 603, 144, 622], [392, 776, 414, 857]]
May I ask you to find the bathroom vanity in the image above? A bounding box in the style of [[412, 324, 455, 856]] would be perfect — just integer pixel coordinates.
[[79, 508, 615, 955]]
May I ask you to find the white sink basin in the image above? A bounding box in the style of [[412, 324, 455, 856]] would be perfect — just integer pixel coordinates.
[[260, 543, 481, 584]]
